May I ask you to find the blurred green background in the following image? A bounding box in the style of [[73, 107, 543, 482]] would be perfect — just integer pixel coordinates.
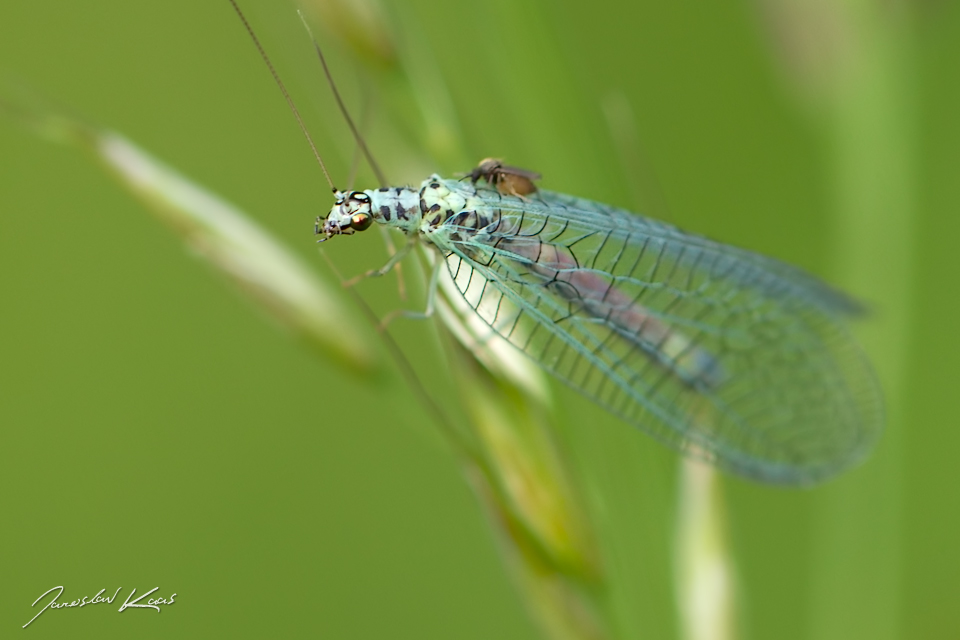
[[1, 0, 957, 638]]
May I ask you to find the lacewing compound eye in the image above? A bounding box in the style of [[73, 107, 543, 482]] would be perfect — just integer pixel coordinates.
[[351, 213, 373, 231]]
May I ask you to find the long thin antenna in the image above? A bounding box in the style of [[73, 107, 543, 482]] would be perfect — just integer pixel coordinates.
[[228, 0, 337, 192], [297, 11, 388, 188]]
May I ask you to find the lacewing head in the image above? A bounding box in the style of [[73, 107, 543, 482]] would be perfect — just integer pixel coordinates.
[[315, 191, 375, 241]]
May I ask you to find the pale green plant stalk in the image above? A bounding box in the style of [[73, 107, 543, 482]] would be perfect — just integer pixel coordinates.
[[758, 2, 916, 638], [814, 8, 914, 637], [674, 461, 735, 640]]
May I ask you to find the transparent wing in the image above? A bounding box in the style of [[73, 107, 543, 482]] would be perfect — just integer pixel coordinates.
[[435, 182, 883, 484]]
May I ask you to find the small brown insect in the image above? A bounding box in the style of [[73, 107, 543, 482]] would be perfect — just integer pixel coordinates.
[[466, 158, 542, 197]]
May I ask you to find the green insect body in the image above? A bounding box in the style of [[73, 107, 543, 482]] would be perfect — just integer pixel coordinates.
[[318, 174, 883, 485]]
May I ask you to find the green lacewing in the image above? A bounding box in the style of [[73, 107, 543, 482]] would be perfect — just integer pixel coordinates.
[[231, 0, 883, 485]]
